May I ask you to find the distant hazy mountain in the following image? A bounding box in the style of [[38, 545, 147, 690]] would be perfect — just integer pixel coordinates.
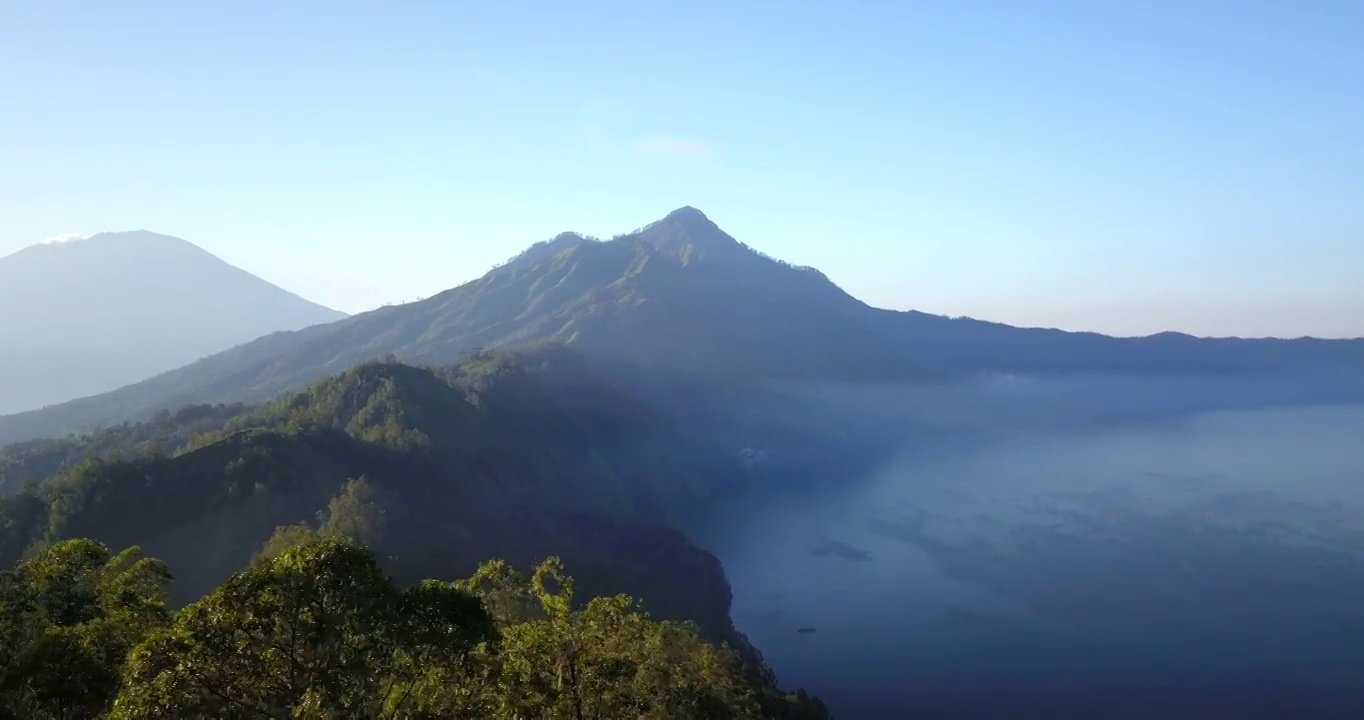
[[1, 210, 1360, 445], [0, 231, 346, 415]]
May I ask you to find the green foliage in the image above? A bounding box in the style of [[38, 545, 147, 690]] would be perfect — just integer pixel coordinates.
[[0, 539, 172, 719], [1, 540, 830, 718], [465, 557, 764, 719], [245, 477, 384, 568], [111, 539, 494, 719], [0, 404, 247, 495], [407, 555, 833, 719], [318, 476, 386, 545], [249, 522, 321, 567]]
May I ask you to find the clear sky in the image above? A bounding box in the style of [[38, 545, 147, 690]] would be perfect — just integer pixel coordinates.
[[3, 0, 1362, 338]]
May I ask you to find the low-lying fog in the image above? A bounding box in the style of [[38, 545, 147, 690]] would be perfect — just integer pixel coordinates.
[[694, 374, 1364, 719]]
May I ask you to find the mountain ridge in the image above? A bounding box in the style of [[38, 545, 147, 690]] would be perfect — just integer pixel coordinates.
[[1, 209, 1360, 446], [0, 349, 753, 618]]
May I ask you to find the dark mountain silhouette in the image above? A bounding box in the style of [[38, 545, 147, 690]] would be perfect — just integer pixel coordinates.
[[1, 209, 1360, 446], [0, 231, 346, 415]]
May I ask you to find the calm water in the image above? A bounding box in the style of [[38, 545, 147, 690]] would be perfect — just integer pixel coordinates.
[[697, 403, 1364, 718]]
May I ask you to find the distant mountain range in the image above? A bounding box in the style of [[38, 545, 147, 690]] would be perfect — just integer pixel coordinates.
[[0, 231, 346, 416], [0, 209, 1360, 446]]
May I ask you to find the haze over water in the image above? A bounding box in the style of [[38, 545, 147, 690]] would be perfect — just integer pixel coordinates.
[[697, 393, 1364, 718]]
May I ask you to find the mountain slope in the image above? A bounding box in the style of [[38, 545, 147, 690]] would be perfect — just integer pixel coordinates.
[[0, 212, 919, 443], [0, 349, 750, 623], [0, 231, 346, 415], [2, 210, 1361, 446], [873, 311, 1364, 375], [0, 346, 836, 716]]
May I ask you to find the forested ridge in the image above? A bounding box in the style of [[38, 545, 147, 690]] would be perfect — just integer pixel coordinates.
[[0, 346, 833, 717]]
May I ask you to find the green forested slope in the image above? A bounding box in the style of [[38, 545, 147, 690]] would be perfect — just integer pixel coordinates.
[[1, 349, 745, 620], [0, 347, 837, 716]]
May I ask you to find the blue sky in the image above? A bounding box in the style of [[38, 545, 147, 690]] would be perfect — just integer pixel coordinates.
[[3, 0, 1361, 337]]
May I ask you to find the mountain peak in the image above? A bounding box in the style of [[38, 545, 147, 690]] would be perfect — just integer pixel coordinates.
[[87, 230, 199, 247], [656, 206, 720, 234], [32, 230, 201, 255], [638, 207, 740, 263], [496, 232, 599, 274], [665, 206, 709, 221]]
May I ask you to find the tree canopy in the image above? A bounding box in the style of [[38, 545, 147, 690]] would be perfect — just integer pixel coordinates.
[[0, 538, 830, 719], [112, 539, 493, 718], [0, 539, 172, 720]]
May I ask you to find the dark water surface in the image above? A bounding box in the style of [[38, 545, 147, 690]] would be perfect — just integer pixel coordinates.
[[696, 403, 1364, 718]]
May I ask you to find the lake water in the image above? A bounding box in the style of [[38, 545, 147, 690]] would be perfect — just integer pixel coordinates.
[[696, 402, 1364, 718]]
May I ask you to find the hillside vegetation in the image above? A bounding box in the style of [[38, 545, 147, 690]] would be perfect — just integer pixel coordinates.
[[1, 538, 830, 718], [2, 349, 745, 618], [0, 347, 842, 716]]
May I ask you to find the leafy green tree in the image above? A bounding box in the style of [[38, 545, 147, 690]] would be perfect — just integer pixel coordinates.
[[248, 522, 321, 567], [454, 558, 544, 627], [441, 557, 762, 719], [318, 477, 386, 545], [111, 539, 494, 719], [246, 476, 385, 569], [0, 539, 172, 720]]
